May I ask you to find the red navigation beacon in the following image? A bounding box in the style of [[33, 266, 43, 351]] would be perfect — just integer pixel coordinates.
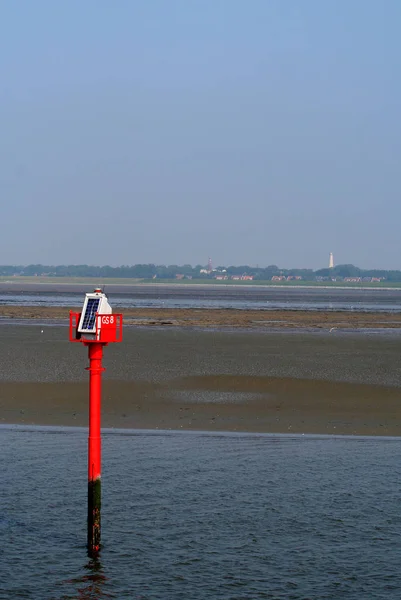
[[69, 288, 123, 556]]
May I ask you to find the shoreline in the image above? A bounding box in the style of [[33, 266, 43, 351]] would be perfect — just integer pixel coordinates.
[[2, 423, 400, 440], [2, 305, 401, 329]]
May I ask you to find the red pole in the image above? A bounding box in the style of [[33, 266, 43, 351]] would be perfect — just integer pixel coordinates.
[[86, 342, 105, 555]]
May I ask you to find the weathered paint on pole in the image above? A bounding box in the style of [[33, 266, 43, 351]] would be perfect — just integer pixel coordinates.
[[87, 342, 105, 555]]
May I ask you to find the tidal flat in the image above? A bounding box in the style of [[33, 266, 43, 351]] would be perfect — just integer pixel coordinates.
[[0, 323, 401, 435], [2, 304, 401, 329]]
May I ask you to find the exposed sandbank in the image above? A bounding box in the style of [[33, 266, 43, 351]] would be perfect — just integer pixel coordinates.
[[2, 305, 401, 329]]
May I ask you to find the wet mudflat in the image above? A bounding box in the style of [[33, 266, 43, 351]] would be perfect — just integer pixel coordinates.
[[0, 324, 400, 436]]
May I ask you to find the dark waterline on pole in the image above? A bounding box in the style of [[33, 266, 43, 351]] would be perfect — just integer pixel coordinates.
[[88, 479, 101, 555]]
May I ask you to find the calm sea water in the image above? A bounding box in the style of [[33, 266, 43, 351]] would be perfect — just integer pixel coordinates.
[[1, 427, 400, 599], [2, 286, 401, 312]]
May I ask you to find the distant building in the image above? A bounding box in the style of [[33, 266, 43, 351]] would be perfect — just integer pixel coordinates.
[[362, 277, 383, 283], [229, 274, 254, 281], [271, 275, 286, 281], [175, 274, 185, 280]]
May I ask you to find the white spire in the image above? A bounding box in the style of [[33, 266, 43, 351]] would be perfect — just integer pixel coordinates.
[[329, 252, 334, 269]]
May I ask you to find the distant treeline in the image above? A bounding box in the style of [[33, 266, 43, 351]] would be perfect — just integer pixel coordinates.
[[1, 263, 401, 281]]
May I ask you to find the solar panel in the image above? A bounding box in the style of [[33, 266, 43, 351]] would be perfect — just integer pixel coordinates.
[[80, 298, 100, 331]]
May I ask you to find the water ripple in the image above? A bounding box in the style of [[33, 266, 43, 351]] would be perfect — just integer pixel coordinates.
[[0, 429, 400, 599]]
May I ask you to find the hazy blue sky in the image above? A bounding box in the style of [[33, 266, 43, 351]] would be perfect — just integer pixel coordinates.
[[1, 1, 400, 269]]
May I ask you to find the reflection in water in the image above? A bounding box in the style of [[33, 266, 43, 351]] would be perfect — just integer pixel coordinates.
[[62, 557, 112, 600]]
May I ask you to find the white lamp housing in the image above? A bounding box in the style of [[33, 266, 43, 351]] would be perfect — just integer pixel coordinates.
[[77, 289, 112, 335]]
